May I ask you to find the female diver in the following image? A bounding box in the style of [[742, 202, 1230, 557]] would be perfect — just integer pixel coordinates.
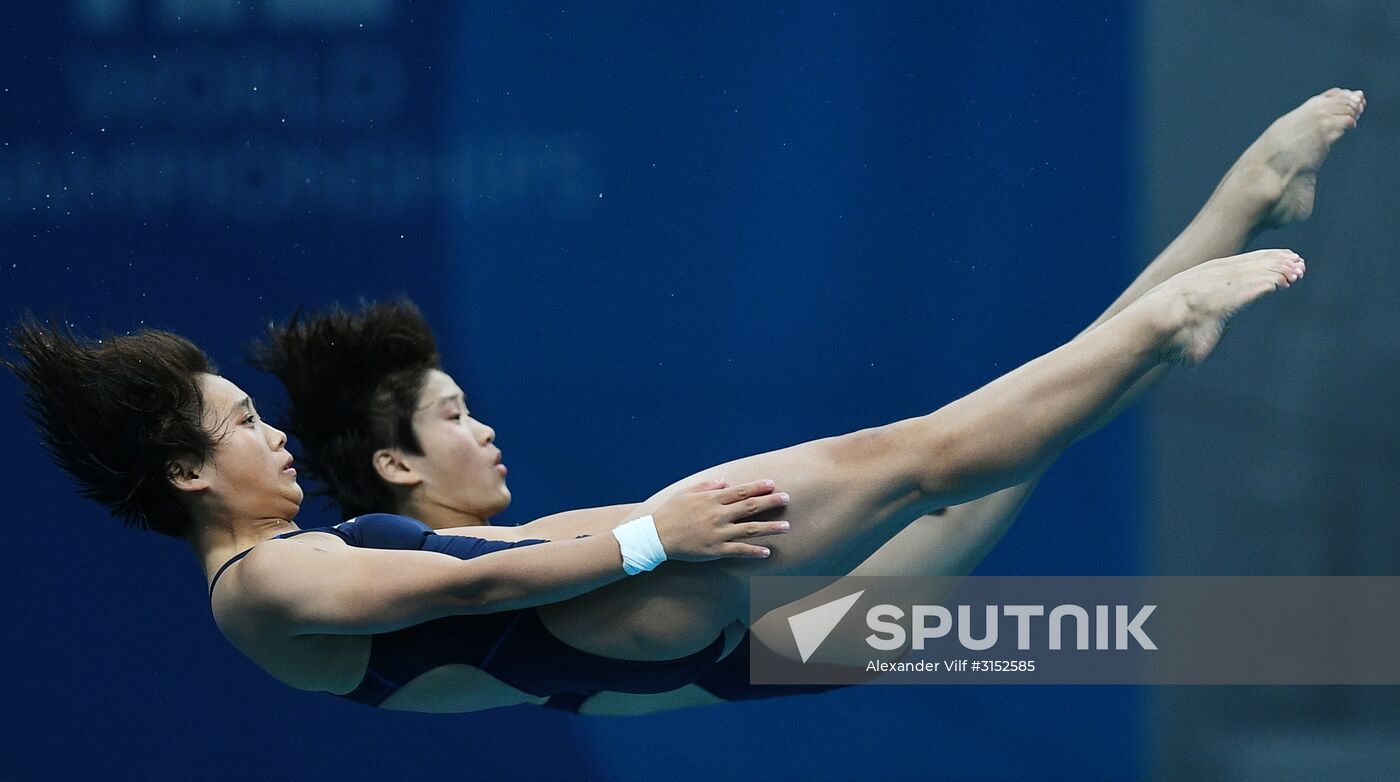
[[5, 88, 1361, 714]]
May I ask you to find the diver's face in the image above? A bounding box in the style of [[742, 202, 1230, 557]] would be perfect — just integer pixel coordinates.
[[402, 369, 510, 520], [193, 373, 303, 520]]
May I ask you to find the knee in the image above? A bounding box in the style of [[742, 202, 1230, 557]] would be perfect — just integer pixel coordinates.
[[824, 426, 898, 466], [823, 423, 930, 499]]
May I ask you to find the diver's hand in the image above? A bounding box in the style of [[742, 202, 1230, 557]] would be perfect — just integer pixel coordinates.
[[651, 479, 791, 561]]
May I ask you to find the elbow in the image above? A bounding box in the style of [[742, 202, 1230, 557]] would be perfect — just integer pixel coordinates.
[[447, 568, 518, 615]]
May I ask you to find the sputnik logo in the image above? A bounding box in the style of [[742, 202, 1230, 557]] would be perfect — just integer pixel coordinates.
[[787, 590, 865, 663]]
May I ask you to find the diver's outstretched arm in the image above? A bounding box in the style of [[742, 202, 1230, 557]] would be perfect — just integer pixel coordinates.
[[229, 480, 789, 635]]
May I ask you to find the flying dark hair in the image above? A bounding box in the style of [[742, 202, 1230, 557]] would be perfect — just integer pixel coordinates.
[[4, 318, 218, 537], [248, 299, 441, 519]]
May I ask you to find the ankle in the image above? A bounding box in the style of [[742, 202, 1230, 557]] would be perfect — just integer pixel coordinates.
[[1124, 284, 1189, 354], [1213, 159, 1284, 231]]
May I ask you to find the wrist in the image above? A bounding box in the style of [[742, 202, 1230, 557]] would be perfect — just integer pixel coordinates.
[[611, 515, 667, 575]]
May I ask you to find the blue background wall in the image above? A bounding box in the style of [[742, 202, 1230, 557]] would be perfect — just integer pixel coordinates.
[[0, 2, 1141, 779]]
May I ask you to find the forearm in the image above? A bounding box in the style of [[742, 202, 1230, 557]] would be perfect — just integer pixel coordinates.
[[444, 485, 781, 612], [466, 534, 633, 613], [432, 504, 640, 543], [515, 503, 640, 539]]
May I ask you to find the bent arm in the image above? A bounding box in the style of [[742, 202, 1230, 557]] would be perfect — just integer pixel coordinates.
[[515, 503, 640, 538], [243, 481, 783, 636], [430, 504, 640, 542]]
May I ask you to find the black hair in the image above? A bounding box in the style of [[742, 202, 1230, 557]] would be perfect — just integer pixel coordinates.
[[5, 318, 218, 537], [248, 299, 441, 519]]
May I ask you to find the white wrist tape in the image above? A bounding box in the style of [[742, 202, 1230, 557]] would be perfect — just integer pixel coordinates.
[[611, 515, 667, 575]]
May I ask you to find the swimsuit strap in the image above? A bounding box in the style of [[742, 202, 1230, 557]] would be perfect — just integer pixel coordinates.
[[208, 528, 342, 597]]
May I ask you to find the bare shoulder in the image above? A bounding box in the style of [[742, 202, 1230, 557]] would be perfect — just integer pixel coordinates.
[[216, 531, 349, 617]]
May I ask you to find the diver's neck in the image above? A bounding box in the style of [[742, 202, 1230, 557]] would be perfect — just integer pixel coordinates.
[[397, 499, 488, 530], [190, 514, 298, 580]]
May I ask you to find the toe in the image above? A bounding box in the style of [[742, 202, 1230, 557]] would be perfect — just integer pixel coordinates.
[[1266, 260, 1297, 285]]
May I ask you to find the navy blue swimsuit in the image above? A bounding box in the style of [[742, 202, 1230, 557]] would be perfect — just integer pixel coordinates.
[[208, 513, 725, 706]]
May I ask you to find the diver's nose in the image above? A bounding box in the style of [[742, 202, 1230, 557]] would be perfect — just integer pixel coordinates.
[[268, 423, 288, 451]]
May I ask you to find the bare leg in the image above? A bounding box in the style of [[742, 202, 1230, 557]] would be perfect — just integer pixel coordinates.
[[539, 249, 1305, 660], [846, 87, 1366, 582]]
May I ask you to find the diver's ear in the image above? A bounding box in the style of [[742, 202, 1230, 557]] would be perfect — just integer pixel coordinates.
[[373, 448, 422, 488], [167, 457, 209, 493]]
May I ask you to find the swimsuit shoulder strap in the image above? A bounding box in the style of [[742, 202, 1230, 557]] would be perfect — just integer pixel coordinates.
[[208, 527, 345, 598]]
